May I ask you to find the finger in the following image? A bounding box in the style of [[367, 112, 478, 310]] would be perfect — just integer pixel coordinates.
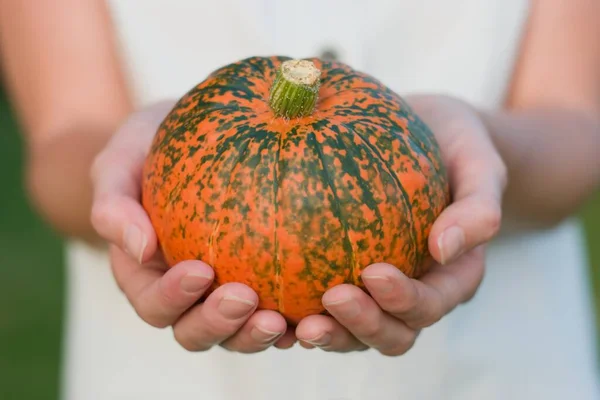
[[91, 99, 177, 200], [172, 283, 258, 352], [405, 95, 506, 264], [298, 340, 316, 350], [91, 195, 157, 263], [428, 192, 502, 265], [274, 327, 298, 349], [90, 100, 176, 262], [362, 247, 485, 330], [429, 126, 506, 265], [109, 246, 213, 328], [295, 314, 367, 352], [220, 310, 288, 353], [321, 285, 419, 356]]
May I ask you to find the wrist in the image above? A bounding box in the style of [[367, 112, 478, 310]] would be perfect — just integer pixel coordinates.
[[26, 126, 112, 243], [476, 107, 600, 230]]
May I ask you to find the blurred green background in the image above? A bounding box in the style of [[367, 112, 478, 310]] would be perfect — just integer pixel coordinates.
[[0, 86, 599, 399]]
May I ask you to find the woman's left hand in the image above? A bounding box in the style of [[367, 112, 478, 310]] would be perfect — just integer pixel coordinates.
[[295, 94, 508, 355]]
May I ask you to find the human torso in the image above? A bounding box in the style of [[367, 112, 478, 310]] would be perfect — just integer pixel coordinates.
[[109, 0, 529, 110], [61, 1, 600, 399]]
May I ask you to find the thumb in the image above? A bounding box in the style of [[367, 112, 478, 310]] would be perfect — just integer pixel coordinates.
[[90, 100, 176, 263], [428, 137, 507, 265], [429, 193, 502, 265]]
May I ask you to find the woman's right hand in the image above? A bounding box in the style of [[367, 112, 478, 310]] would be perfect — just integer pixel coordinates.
[[90, 101, 295, 353]]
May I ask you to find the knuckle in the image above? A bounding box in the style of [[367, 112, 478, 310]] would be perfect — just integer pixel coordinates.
[[157, 278, 178, 308], [206, 313, 244, 336], [461, 267, 485, 304], [112, 277, 126, 294], [409, 314, 438, 329], [135, 307, 169, 329], [173, 328, 212, 352], [378, 345, 408, 357], [147, 318, 170, 329], [462, 288, 479, 303], [495, 159, 509, 189], [409, 305, 444, 329], [360, 322, 383, 342], [378, 333, 417, 357], [129, 293, 171, 329], [388, 289, 420, 315], [427, 290, 450, 325], [90, 200, 112, 232], [177, 337, 210, 352], [485, 206, 502, 238], [385, 283, 421, 317], [107, 250, 127, 293], [204, 320, 231, 338], [190, 318, 238, 348], [424, 305, 446, 327], [477, 199, 502, 241], [89, 152, 106, 185]]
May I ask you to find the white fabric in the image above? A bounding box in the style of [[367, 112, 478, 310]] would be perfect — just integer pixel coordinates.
[[60, 1, 600, 399]]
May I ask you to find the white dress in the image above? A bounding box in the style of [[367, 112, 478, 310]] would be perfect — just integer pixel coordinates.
[[60, 1, 600, 399]]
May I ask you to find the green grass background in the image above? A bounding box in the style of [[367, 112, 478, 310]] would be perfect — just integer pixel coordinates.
[[0, 88, 599, 399]]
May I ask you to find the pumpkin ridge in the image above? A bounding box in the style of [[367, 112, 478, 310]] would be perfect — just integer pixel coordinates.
[[345, 116, 446, 268], [239, 55, 290, 80], [348, 117, 434, 172], [340, 120, 419, 269], [272, 129, 284, 314], [322, 70, 382, 92], [240, 57, 271, 80], [194, 83, 262, 102], [152, 104, 244, 164], [326, 123, 384, 225], [319, 86, 380, 103], [307, 131, 358, 286], [399, 122, 448, 204], [357, 90, 444, 178], [317, 64, 355, 82], [386, 114, 442, 176], [404, 113, 449, 183], [323, 123, 387, 283], [205, 133, 254, 265], [346, 115, 437, 185]]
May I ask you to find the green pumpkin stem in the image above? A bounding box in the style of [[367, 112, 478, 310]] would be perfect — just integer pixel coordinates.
[[269, 59, 321, 119]]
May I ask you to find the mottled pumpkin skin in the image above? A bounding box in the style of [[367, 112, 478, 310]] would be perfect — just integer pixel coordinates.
[[141, 56, 450, 324]]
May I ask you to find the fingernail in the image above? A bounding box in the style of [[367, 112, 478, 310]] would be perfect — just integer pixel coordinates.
[[250, 326, 284, 343], [323, 297, 360, 319], [218, 295, 256, 319], [180, 273, 211, 294], [124, 224, 147, 263], [438, 226, 465, 264], [303, 332, 332, 347], [361, 275, 393, 293]]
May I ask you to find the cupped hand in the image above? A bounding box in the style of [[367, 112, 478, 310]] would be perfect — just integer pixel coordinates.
[[295, 94, 507, 355], [90, 101, 295, 353]]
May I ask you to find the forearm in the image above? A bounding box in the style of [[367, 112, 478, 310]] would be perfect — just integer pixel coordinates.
[[0, 0, 132, 243], [482, 107, 600, 230]]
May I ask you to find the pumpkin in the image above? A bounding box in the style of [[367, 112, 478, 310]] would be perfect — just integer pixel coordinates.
[[141, 56, 450, 324]]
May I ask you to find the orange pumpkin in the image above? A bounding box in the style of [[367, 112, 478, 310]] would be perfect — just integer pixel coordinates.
[[141, 56, 450, 324]]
